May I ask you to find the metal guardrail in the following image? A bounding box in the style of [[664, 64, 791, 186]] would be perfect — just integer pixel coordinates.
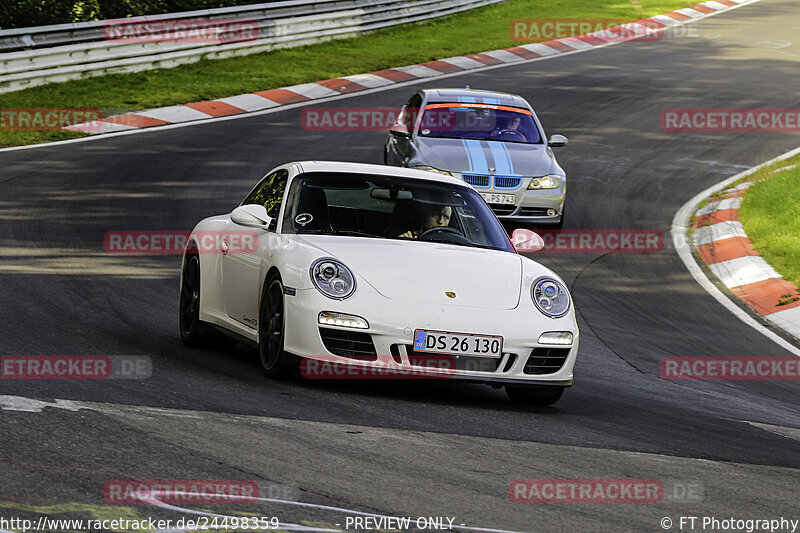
[[0, 0, 505, 94]]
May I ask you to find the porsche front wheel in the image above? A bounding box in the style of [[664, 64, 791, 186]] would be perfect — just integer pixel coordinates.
[[179, 249, 203, 347], [259, 274, 295, 379], [506, 385, 564, 406]]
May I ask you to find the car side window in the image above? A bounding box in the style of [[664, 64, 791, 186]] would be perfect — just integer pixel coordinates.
[[243, 169, 289, 230]]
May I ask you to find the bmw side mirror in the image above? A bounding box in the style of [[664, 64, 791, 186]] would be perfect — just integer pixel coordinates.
[[390, 123, 411, 137], [548, 134, 568, 148], [231, 204, 272, 229], [511, 228, 545, 253]]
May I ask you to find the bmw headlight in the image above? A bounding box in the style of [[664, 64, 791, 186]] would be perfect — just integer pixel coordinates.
[[528, 175, 562, 189], [531, 277, 571, 318], [311, 258, 356, 299]]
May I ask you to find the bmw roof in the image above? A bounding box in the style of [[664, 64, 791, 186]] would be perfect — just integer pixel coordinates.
[[422, 88, 531, 109]]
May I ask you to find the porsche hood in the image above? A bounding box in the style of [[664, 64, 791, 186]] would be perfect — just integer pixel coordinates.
[[297, 236, 522, 310]]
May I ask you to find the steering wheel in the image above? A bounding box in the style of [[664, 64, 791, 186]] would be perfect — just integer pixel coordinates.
[[418, 226, 464, 240], [493, 129, 526, 141]]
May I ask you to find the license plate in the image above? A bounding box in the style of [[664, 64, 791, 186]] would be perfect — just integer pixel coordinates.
[[414, 330, 503, 358], [480, 193, 516, 205]]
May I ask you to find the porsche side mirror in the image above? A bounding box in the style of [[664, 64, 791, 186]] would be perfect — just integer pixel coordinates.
[[231, 204, 272, 229], [548, 134, 568, 148], [390, 123, 411, 137], [511, 228, 545, 253]]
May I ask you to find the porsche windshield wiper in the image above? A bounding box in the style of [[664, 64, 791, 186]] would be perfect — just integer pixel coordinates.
[[299, 229, 378, 238]]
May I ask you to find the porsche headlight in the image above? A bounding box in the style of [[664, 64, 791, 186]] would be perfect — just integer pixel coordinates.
[[531, 277, 571, 318], [528, 175, 562, 189], [311, 258, 356, 299]]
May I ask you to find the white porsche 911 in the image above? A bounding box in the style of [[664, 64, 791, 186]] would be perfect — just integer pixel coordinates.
[[179, 161, 578, 405]]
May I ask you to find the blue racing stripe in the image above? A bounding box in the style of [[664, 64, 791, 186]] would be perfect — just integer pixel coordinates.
[[463, 139, 489, 173], [487, 141, 513, 175]]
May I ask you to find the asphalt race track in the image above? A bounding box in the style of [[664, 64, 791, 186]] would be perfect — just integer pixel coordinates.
[[1, 1, 799, 531]]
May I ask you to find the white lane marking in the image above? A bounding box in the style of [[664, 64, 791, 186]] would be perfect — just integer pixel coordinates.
[[0, 394, 524, 533], [0, 395, 86, 412], [137, 106, 212, 123], [144, 491, 528, 533], [671, 145, 800, 357], [515, 43, 559, 55], [480, 49, 525, 63], [283, 83, 340, 99], [554, 37, 594, 49], [708, 255, 782, 288], [703, 1, 731, 9], [391, 64, 443, 78], [767, 306, 800, 331], [674, 7, 708, 18], [216, 93, 280, 112], [65, 121, 138, 134], [0, 0, 763, 153], [695, 197, 743, 216], [747, 421, 800, 443], [339, 73, 395, 88], [692, 220, 747, 245], [438, 56, 486, 70]]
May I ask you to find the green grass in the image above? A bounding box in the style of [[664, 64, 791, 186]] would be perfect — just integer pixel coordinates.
[[0, 0, 698, 147], [738, 156, 800, 288]]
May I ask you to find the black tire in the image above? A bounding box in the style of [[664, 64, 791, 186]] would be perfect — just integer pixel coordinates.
[[179, 250, 204, 347], [506, 385, 564, 406], [258, 274, 295, 379]]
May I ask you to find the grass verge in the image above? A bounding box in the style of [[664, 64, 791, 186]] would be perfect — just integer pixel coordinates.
[[0, 0, 698, 147], [738, 155, 800, 288]]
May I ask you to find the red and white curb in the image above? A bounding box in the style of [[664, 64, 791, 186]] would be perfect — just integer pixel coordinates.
[[691, 165, 800, 338], [63, 0, 757, 135]]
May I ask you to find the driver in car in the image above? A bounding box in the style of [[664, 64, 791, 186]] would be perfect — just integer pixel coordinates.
[[490, 114, 526, 141], [400, 204, 452, 239]]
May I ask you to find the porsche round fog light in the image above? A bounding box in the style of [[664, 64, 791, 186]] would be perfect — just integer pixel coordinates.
[[311, 258, 356, 299], [318, 311, 369, 329], [538, 331, 573, 345], [547, 209, 557, 217], [532, 277, 570, 318]]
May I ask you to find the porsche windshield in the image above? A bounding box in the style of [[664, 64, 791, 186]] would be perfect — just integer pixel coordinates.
[[416, 103, 542, 144], [282, 172, 515, 252]]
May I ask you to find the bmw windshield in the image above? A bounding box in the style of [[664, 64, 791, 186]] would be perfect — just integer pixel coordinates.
[[416, 103, 543, 144], [282, 172, 515, 253]]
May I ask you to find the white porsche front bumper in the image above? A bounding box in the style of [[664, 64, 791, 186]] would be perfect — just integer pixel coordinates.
[[283, 286, 578, 385]]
